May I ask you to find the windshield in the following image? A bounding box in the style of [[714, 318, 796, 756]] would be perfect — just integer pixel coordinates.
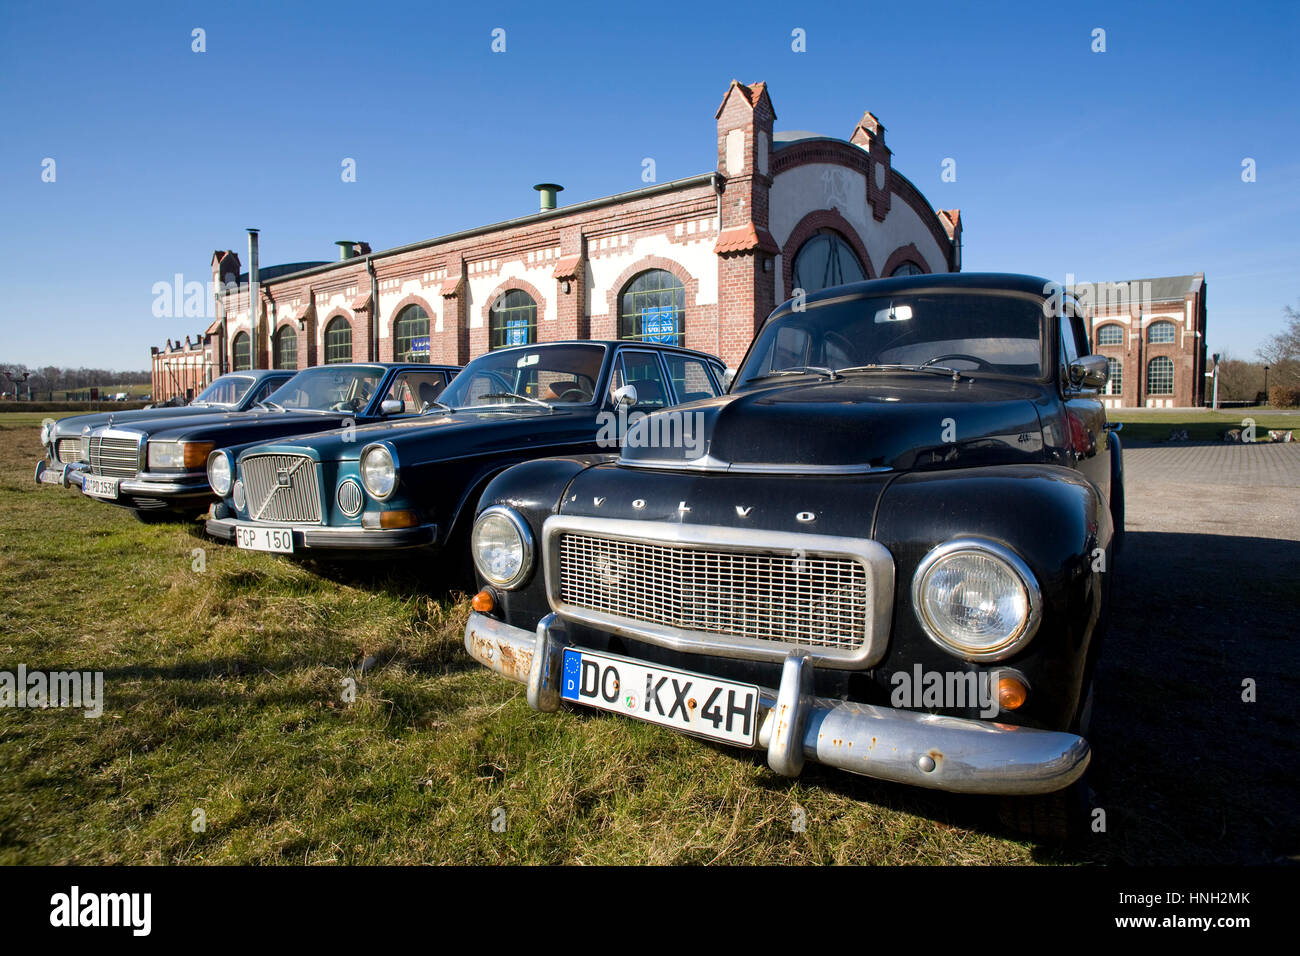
[[735, 291, 1048, 388], [264, 366, 385, 413], [440, 344, 606, 409], [192, 375, 256, 406]]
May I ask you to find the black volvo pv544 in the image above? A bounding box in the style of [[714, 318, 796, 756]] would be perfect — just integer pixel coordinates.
[[463, 273, 1123, 841]]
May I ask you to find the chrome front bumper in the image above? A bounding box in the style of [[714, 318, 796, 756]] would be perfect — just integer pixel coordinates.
[[35, 459, 86, 487], [205, 514, 438, 550], [35, 460, 207, 498], [464, 611, 1091, 796]]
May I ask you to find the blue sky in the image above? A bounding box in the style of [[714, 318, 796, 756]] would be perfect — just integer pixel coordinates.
[[2, 0, 1296, 370]]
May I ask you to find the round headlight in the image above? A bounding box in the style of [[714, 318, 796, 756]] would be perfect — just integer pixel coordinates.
[[359, 444, 397, 499], [207, 451, 233, 496], [471, 506, 534, 590], [40, 422, 52, 447], [913, 539, 1040, 661]]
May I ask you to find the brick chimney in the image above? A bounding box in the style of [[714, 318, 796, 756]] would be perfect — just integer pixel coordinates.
[[713, 80, 780, 361], [850, 111, 892, 221]]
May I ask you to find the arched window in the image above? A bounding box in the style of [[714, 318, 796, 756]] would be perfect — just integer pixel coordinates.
[[488, 290, 537, 350], [890, 261, 925, 277], [793, 230, 865, 293], [1097, 324, 1124, 347], [1147, 321, 1176, 344], [1147, 356, 1174, 395], [619, 269, 685, 346], [1105, 357, 1123, 396], [393, 305, 431, 362], [231, 331, 251, 371], [273, 325, 297, 370], [324, 317, 352, 364]]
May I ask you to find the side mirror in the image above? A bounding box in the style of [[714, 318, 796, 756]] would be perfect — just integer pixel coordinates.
[[1068, 354, 1109, 390], [612, 384, 638, 407], [379, 398, 405, 415], [722, 368, 736, 390]]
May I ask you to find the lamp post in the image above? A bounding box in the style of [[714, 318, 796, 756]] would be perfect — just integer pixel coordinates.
[[1211, 352, 1220, 411], [2, 370, 30, 401], [1264, 365, 1270, 405]]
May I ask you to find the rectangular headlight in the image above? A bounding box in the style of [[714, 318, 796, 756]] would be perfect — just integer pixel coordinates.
[[147, 441, 184, 470]]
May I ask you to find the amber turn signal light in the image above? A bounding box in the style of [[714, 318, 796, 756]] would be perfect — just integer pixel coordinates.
[[472, 589, 495, 613], [378, 510, 418, 529], [183, 442, 215, 469], [997, 674, 1029, 711]]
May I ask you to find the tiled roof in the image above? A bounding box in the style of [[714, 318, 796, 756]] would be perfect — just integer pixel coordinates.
[[552, 254, 583, 279], [715, 223, 780, 256]]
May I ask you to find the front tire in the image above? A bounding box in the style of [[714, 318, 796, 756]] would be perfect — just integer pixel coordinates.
[[997, 679, 1096, 844]]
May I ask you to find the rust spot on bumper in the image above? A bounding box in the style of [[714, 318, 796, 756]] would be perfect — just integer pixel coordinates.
[[468, 629, 534, 684]]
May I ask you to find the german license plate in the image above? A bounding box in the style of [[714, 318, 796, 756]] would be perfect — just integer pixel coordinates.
[[235, 525, 294, 553], [561, 648, 759, 746], [82, 475, 119, 499]]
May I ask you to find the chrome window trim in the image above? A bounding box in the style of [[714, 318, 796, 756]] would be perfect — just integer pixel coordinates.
[[542, 514, 894, 669], [911, 537, 1042, 662], [618, 453, 893, 475]]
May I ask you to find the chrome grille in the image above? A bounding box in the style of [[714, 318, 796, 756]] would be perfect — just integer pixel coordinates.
[[54, 438, 84, 464], [556, 532, 871, 651], [88, 437, 140, 478], [241, 454, 321, 523]]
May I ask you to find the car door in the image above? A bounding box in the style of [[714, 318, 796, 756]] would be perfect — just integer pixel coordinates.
[[662, 352, 724, 404], [1059, 307, 1110, 497], [608, 349, 674, 412]]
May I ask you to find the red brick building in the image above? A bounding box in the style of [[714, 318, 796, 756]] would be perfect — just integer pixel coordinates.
[[1080, 273, 1208, 408], [152, 80, 961, 401]]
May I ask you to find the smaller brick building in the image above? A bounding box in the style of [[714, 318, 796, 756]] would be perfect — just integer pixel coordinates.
[[1081, 273, 1208, 408]]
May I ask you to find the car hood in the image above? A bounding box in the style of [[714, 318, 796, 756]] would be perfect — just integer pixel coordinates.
[[242, 406, 596, 462], [51, 404, 239, 438], [106, 408, 348, 442], [618, 374, 1047, 472]]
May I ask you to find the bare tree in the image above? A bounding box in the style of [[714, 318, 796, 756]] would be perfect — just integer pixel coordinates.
[[1257, 301, 1300, 388]]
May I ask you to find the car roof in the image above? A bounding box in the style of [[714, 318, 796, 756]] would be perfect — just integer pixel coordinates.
[[770, 272, 1056, 320], [483, 339, 724, 363]]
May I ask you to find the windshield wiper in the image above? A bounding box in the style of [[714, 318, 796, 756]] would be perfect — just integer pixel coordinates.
[[478, 392, 553, 410], [835, 362, 965, 380], [748, 366, 839, 382], [255, 400, 285, 411], [419, 399, 455, 415]]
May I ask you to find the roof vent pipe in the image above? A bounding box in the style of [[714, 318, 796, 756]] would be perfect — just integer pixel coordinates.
[[533, 183, 563, 211], [247, 228, 260, 370], [336, 241, 357, 261]]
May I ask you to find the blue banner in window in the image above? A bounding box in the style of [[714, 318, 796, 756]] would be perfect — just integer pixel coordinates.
[[640, 306, 678, 343], [410, 336, 430, 356], [505, 319, 530, 346]]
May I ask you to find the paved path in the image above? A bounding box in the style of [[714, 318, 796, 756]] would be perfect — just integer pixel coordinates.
[[1123, 441, 1300, 488], [1092, 438, 1298, 863]]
